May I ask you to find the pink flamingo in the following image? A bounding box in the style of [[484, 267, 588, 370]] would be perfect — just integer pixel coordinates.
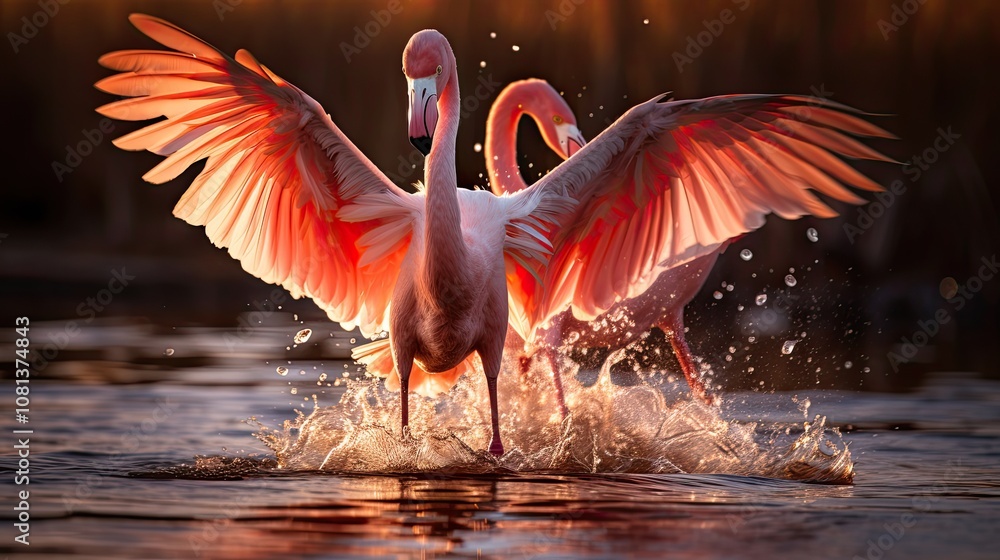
[[98, 17, 892, 456], [486, 80, 724, 406]]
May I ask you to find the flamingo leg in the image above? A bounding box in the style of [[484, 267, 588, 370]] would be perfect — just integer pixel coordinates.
[[659, 314, 717, 406], [544, 349, 570, 419], [480, 345, 505, 456], [394, 346, 415, 437]]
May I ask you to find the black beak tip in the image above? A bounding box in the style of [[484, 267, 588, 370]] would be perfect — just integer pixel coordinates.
[[410, 136, 432, 156]]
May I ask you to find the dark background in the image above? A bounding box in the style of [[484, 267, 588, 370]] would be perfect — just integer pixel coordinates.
[[1, 0, 997, 391]]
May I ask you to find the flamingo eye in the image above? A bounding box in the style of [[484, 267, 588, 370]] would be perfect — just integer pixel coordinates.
[[435, 65, 442, 75], [552, 115, 564, 124]]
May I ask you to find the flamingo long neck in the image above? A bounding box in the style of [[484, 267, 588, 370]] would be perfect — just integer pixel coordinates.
[[485, 91, 529, 194], [422, 64, 467, 301]]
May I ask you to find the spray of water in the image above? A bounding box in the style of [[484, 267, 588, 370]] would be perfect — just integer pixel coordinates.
[[257, 353, 854, 484]]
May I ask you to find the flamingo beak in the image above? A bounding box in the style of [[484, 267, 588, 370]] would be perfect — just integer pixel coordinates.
[[407, 76, 439, 156], [556, 123, 586, 158]]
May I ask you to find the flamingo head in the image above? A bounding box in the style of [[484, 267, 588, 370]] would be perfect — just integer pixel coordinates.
[[403, 30, 454, 156], [513, 80, 586, 159]]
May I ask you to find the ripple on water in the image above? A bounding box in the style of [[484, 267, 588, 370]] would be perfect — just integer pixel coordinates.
[[256, 357, 854, 484]]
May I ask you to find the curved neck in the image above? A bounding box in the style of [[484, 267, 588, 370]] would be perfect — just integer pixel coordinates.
[[485, 92, 529, 195], [422, 63, 467, 295]]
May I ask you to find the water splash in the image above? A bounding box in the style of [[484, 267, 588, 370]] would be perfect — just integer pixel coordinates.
[[781, 340, 799, 354], [258, 358, 853, 483], [293, 328, 312, 344]]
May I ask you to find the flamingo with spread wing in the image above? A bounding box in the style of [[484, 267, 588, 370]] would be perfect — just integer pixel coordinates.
[[98, 16, 892, 456], [486, 79, 723, 407]]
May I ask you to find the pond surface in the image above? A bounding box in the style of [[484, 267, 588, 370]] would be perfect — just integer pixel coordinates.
[[1, 320, 998, 559]]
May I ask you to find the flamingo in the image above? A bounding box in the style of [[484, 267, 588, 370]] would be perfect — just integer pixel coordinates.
[[485, 79, 723, 406], [97, 16, 893, 457]]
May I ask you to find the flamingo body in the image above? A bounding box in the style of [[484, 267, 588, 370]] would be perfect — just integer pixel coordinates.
[[485, 79, 721, 403]]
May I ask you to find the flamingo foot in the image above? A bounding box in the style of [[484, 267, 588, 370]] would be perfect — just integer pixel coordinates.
[[488, 436, 505, 456]]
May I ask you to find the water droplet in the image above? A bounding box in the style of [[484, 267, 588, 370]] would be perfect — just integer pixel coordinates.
[[163, 348, 174, 356], [349, 337, 357, 344], [737, 304, 744, 311], [863, 366, 871, 373], [643, 18, 650, 24], [781, 340, 798, 354], [740, 249, 753, 261], [290, 387, 298, 395], [342, 371, 350, 378], [567, 331, 580, 344], [489, 31, 496, 38], [511, 45, 520, 52], [276, 366, 288, 376], [755, 293, 767, 306], [713, 291, 723, 300], [844, 361, 853, 369], [726, 284, 734, 292], [748, 336, 756, 343], [293, 314, 298, 321], [294, 328, 312, 344], [784, 274, 797, 287], [319, 373, 328, 383], [473, 143, 482, 153], [806, 227, 819, 242], [479, 61, 486, 68]]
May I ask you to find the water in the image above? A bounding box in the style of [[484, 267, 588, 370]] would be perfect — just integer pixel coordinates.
[[2, 321, 999, 559]]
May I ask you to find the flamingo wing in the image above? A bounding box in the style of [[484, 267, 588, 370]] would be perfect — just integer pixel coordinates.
[[97, 14, 418, 336], [507, 93, 894, 339]]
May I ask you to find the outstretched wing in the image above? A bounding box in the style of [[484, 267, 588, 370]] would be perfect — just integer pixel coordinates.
[[97, 14, 419, 336], [509, 93, 894, 339]]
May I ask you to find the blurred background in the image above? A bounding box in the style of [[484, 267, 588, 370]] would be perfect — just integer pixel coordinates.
[[1, 0, 997, 391]]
